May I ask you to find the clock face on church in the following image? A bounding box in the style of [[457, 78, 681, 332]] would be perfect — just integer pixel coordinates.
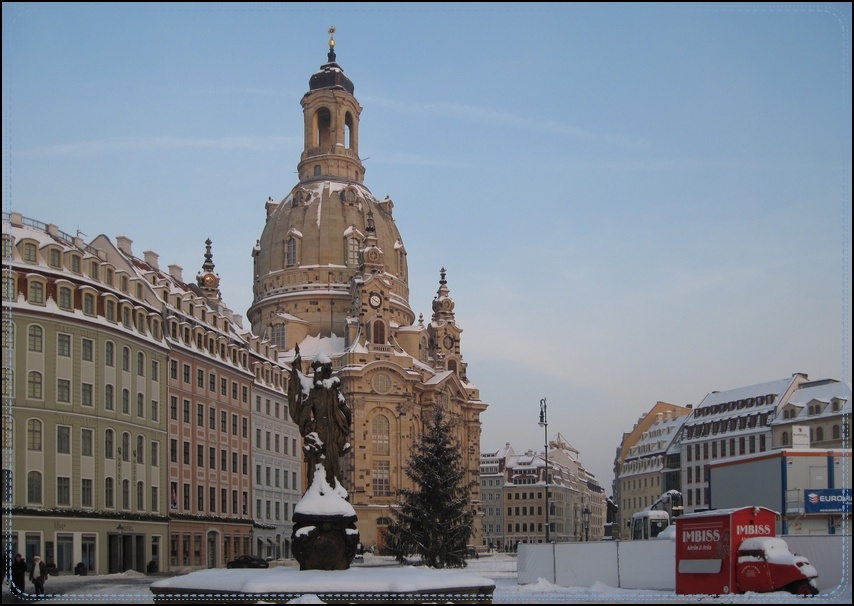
[[369, 293, 382, 309], [203, 274, 218, 287], [443, 335, 454, 350]]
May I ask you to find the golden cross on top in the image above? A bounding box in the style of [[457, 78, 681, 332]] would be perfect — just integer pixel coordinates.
[[328, 26, 336, 48]]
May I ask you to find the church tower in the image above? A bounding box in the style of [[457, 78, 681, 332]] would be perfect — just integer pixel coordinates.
[[249, 29, 487, 551]]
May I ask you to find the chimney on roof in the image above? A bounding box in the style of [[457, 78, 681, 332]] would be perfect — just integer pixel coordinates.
[[655, 412, 663, 423], [116, 236, 133, 256], [168, 264, 183, 282], [663, 410, 672, 422], [144, 250, 160, 270]]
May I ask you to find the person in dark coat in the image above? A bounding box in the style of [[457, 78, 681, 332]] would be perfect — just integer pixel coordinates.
[[29, 554, 47, 597], [10, 553, 28, 597]]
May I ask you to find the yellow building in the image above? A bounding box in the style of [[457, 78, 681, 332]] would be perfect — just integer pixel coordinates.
[[247, 34, 488, 551], [614, 401, 691, 539]]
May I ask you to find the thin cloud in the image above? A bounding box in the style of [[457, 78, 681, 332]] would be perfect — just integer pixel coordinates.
[[363, 95, 649, 150], [19, 135, 299, 158]]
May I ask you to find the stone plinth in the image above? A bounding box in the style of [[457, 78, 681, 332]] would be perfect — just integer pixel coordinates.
[[292, 511, 360, 571]]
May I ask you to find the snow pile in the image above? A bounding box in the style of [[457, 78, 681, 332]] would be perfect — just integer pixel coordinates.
[[293, 464, 355, 517]]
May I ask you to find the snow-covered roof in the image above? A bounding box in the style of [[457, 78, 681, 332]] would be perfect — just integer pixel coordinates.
[[698, 376, 797, 406]]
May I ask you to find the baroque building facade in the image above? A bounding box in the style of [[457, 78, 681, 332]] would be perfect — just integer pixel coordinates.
[[247, 35, 488, 551], [3, 213, 300, 573]]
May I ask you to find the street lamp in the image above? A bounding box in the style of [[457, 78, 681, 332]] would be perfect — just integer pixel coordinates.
[[539, 398, 549, 544], [582, 505, 591, 542], [116, 524, 125, 572]]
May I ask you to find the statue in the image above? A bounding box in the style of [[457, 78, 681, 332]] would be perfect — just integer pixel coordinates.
[[287, 344, 359, 570], [288, 345, 352, 488]]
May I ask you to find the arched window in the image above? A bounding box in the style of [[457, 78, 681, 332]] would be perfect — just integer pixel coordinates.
[[27, 471, 42, 503], [272, 324, 286, 350], [137, 352, 145, 375], [83, 292, 95, 315], [105, 477, 114, 508], [105, 385, 114, 410], [137, 435, 145, 464], [122, 432, 130, 461], [286, 238, 298, 267], [122, 479, 130, 509], [448, 359, 458, 373], [122, 389, 130, 414], [832, 425, 841, 440], [27, 419, 42, 450], [105, 429, 114, 459], [27, 371, 42, 399], [105, 342, 114, 366], [372, 415, 390, 456], [372, 321, 385, 345], [58, 286, 72, 310], [347, 237, 360, 265], [27, 325, 42, 351], [137, 481, 145, 510], [28, 281, 44, 304], [122, 347, 130, 371], [781, 431, 789, 446], [816, 427, 824, 442]]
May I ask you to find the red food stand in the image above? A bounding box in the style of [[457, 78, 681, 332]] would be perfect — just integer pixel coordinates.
[[675, 506, 777, 595]]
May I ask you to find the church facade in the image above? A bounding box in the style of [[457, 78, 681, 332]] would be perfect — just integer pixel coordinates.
[[247, 33, 488, 551]]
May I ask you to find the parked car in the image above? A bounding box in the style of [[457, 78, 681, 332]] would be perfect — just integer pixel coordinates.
[[226, 555, 269, 569]]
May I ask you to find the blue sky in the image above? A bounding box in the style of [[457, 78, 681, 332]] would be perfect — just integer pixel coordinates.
[[3, 2, 851, 490]]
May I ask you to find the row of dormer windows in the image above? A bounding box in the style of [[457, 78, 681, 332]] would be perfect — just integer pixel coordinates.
[[8, 235, 139, 295], [684, 413, 769, 438], [694, 395, 777, 417]]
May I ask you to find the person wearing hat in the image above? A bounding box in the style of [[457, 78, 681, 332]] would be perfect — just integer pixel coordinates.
[[10, 553, 28, 598], [29, 554, 47, 597]]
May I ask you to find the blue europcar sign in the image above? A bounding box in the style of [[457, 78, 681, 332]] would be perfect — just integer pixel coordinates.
[[804, 488, 851, 514]]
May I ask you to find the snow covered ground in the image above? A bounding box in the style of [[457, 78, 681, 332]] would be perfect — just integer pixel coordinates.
[[3, 551, 850, 603]]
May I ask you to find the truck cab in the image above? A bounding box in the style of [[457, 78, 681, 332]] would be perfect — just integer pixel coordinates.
[[736, 537, 819, 596]]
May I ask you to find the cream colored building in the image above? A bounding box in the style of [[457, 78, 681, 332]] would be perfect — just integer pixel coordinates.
[[3, 214, 170, 574], [616, 405, 690, 539], [500, 435, 604, 547], [614, 401, 691, 539], [247, 36, 488, 552], [772, 379, 851, 450]]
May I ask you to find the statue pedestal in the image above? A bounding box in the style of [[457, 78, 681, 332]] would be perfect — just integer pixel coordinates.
[[292, 511, 360, 571]]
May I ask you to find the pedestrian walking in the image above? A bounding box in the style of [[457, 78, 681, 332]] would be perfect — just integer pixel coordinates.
[[29, 555, 47, 598], [10, 553, 28, 597]]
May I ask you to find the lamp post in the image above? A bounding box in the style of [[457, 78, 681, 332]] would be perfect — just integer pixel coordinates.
[[539, 398, 550, 544], [116, 524, 125, 572], [582, 505, 591, 542]]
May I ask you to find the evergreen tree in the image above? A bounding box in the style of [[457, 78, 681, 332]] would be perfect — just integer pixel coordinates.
[[386, 405, 474, 568]]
